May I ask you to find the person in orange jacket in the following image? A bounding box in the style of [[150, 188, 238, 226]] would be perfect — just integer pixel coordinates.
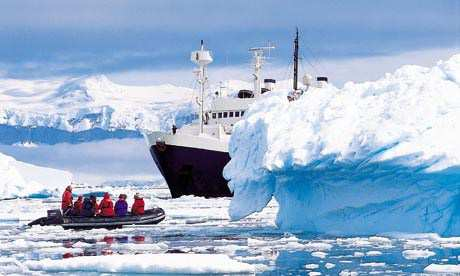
[[99, 192, 115, 217], [61, 185, 73, 216], [72, 195, 83, 216], [131, 193, 145, 215]]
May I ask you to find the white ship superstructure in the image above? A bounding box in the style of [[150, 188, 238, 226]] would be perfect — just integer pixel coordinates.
[[145, 40, 275, 198]]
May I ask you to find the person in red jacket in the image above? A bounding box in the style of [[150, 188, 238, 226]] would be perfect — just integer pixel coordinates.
[[131, 193, 145, 215], [98, 192, 115, 217], [72, 195, 83, 216], [61, 185, 73, 216]]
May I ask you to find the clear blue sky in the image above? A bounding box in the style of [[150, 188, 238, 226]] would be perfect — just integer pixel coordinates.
[[0, 0, 459, 84]]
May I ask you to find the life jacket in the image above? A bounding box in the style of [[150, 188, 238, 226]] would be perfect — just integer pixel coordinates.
[[131, 198, 145, 215], [61, 190, 73, 211], [114, 199, 128, 217], [99, 193, 115, 217]]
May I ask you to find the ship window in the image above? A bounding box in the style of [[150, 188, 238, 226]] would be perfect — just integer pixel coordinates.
[[223, 112, 228, 118], [235, 111, 240, 117], [218, 112, 222, 118], [229, 111, 234, 117], [212, 113, 216, 119], [241, 111, 245, 116]]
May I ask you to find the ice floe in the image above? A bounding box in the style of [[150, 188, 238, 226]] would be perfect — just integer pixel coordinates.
[[25, 253, 256, 274]]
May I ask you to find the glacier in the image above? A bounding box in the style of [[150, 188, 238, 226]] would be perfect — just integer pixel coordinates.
[[224, 54, 460, 236], [0, 75, 196, 144], [0, 151, 72, 199]]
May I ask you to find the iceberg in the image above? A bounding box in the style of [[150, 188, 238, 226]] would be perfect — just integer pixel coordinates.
[[0, 151, 72, 199], [224, 54, 460, 236]]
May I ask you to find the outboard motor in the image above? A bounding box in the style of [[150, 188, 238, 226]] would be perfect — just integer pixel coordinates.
[[47, 209, 64, 225], [28, 209, 64, 227]]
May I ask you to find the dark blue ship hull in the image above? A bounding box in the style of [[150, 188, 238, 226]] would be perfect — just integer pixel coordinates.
[[150, 143, 232, 198]]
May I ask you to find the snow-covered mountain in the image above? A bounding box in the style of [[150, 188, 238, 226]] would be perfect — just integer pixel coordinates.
[[0, 151, 72, 199], [0, 75, 197, 143], [224, 53, 460, 236]]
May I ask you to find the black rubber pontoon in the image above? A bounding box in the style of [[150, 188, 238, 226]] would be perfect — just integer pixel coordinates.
[[28, 208, 166, 230]]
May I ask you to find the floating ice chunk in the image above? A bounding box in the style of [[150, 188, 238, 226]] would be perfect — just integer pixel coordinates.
[[325, 263, 336, 269], [109, 242, 168, 252], [309, 272, 321, 276], [0, 257, 32, 275], [72, 241, 93, 248], [25, 253, 255, 274], [339, 270, 358, 276], [360, 262, 386, 267], [366, 251, 382, 256], [402, 249, 435, 260], [305, 264, 319, 269], [424, 264, 460, 273], [311, 252, 327, 259], [353, 252, 364, 257]]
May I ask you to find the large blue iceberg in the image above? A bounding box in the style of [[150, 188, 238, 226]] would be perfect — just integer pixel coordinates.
[[224, 54, 460, 236]]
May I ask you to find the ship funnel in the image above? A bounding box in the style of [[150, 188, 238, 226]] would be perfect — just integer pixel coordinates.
[[316, 76, 328, 88], [264, 79, 276, 91]]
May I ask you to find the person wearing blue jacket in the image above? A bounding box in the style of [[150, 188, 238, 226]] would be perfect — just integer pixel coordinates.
[[114, 194, 128, 217]]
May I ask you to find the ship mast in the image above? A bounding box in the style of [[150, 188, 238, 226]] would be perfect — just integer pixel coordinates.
[[293, 28, 299, 91], [249, 43, 275, 97], [191, 40, 213, 134]]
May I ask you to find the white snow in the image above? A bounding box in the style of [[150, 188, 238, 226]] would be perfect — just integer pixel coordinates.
[[25, 253, 256, 274], [0, 151, 72, 199], [0, 75, 195, 133], [402, 249, 435, 260], [224, 53, 460, 235]]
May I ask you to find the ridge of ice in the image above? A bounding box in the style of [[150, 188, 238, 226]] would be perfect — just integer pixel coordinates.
[[224, 53, 460, 235]]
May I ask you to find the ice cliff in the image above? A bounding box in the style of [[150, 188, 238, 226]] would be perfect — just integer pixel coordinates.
[[224, 54, 460, 236], [0, 152, 72, 199]]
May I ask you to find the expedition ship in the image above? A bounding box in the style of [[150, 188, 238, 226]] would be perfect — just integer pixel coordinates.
[[145, 31, 326, 198]]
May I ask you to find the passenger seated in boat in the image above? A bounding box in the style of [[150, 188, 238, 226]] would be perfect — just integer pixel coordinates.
[[90, 195, 99, 215], [114, 194, 128, 217], [61, 185, 73, 216], [71, 195, 83, 216], [131, 193, 145, 215], [81, 197, 95, 217], [99, 192, 115, 217]]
